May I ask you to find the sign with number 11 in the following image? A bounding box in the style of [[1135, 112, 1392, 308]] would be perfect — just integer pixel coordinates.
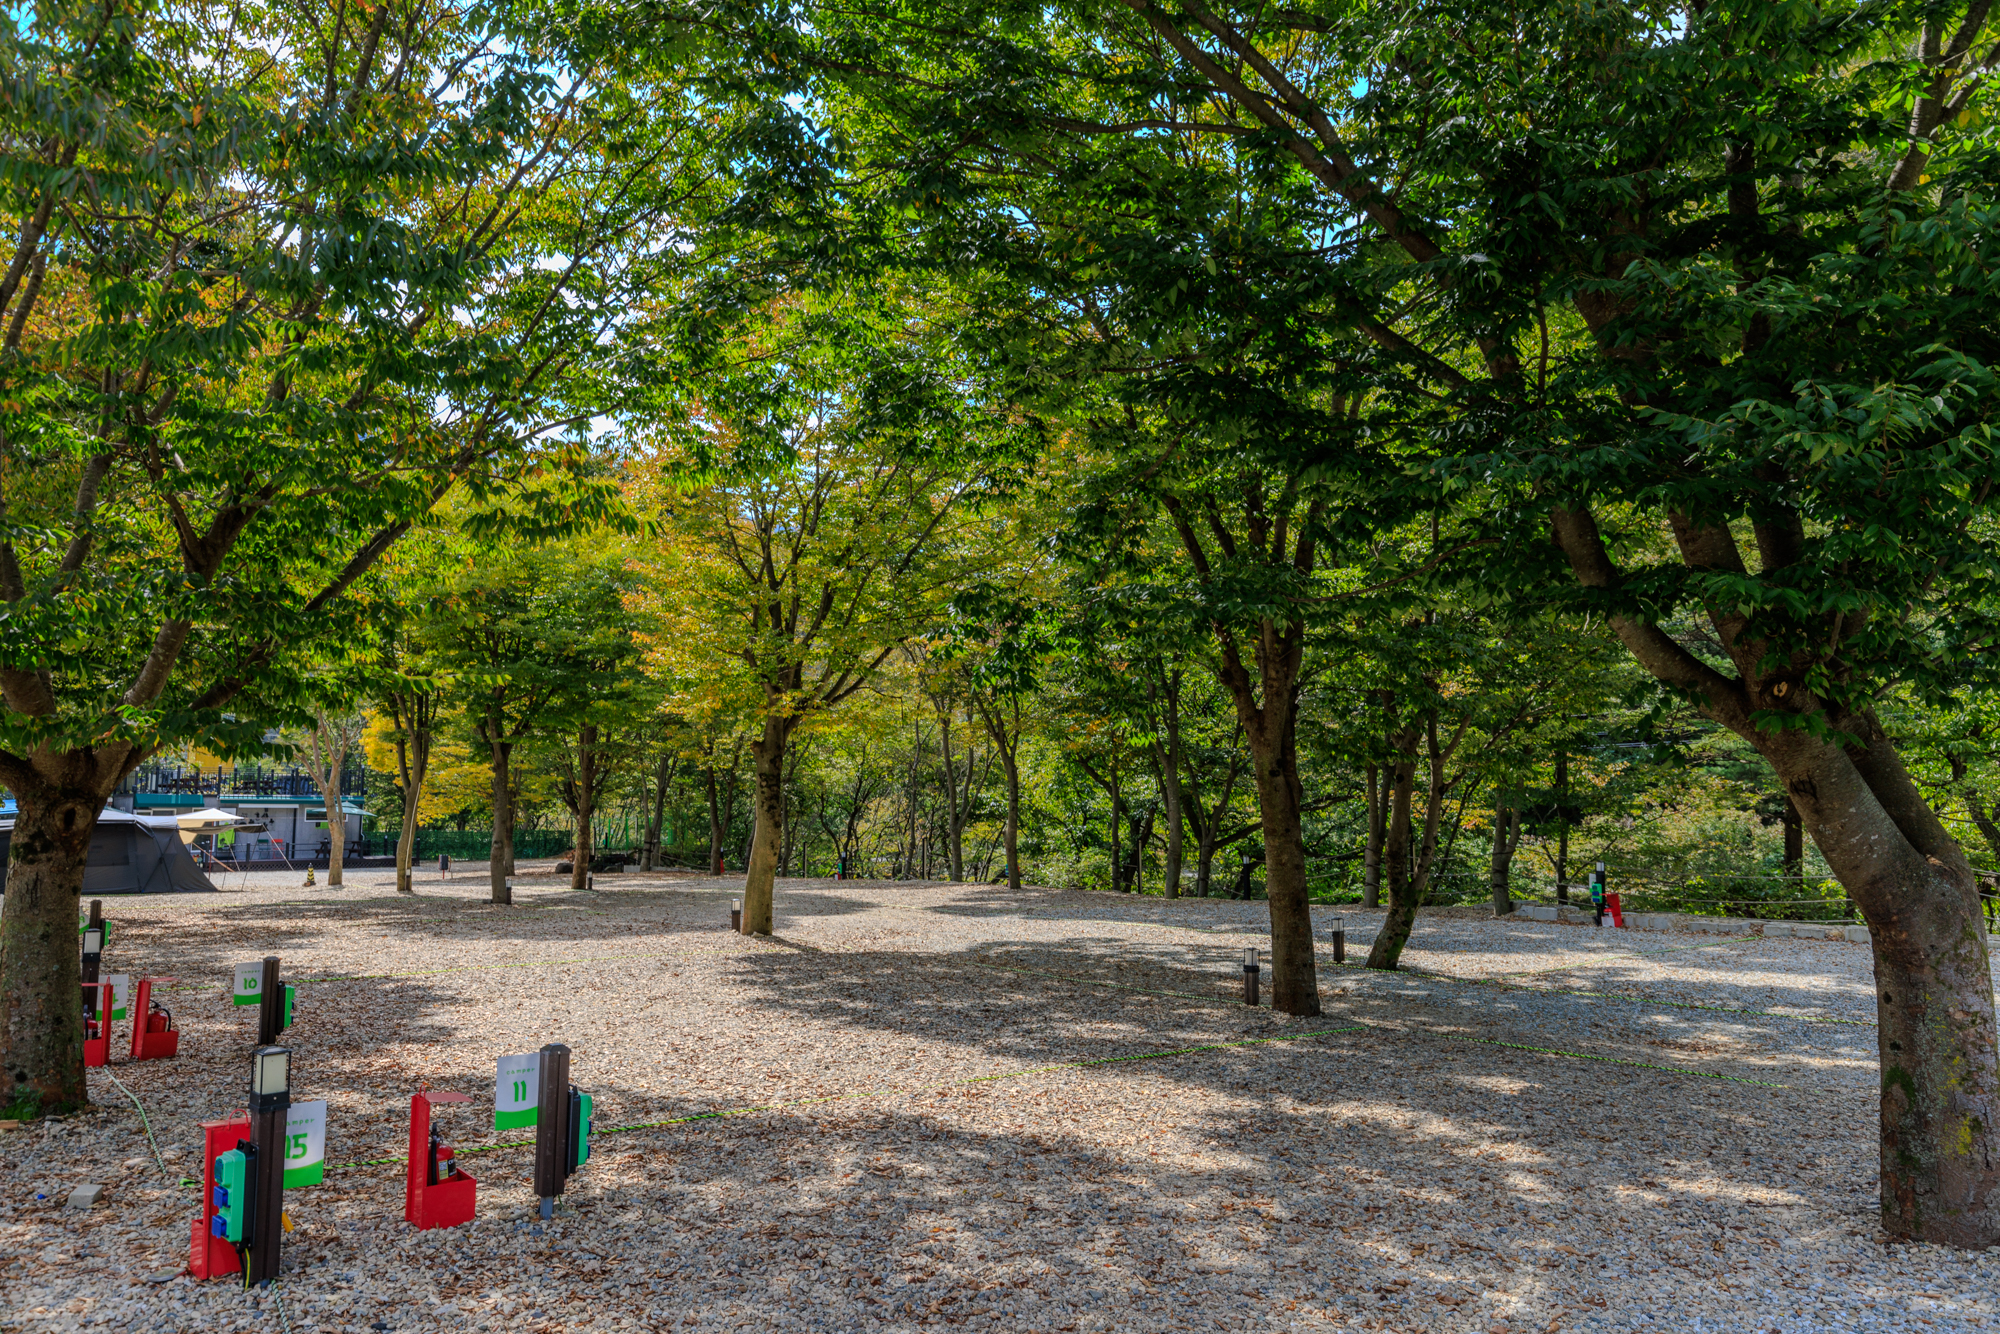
[[495, 1052, 541, 1130]]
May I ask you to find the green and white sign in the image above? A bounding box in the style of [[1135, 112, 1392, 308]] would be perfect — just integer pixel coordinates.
[[283, 1099, 327, 1188], [105, 975, 129, 1022], [78, 915, 110, 946], [233, 962, 265, 1007], [496, 1052, 540, 1130]]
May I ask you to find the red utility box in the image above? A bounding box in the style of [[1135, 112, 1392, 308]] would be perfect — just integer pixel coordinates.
[[190, 1115, 251, 1280], [80, 982, 112, 1068], [129, 977, 179, 1061], [405, 1091, 476, 1230], [1608, 892, 1626, 929]]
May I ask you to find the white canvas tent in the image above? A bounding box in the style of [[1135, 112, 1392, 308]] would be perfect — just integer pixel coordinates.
[[0, 808, 217, 894]]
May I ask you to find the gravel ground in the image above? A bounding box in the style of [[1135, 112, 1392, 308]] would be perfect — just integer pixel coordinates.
[[4, 868, 1998, 1333]]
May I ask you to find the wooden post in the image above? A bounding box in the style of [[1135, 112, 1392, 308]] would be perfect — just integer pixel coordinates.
[[256, 957, 281, 1046], [532, 1043, 572, 1219]]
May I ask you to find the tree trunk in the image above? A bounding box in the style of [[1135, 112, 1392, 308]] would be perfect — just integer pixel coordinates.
[[1782, 792, 1804, 888], [1367, 731, 1422, 969], [391, 709, 431, 896], [643, 753, 672, 871], [1106, 760, 1123, 891], [570, 724, 597, 892], [978, 697, 1023, 890], [1554, 750, 1570, 903], [741, 713, 790, 934], [488, 735, 515, 905], [939, 711, 965, 882], [1490, 803, 1519, 915], [999, 746, 1020, 889], [1551, 504, 2000, 1245], [1362, 761, 1383, 910], [0, 781, 108, 1119], [1241, 715, 1318, 1014], [1155, 668, 1185, 898], [705, 763, 722, 874]]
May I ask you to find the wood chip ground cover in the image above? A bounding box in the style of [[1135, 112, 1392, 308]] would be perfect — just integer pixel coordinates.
[[4, 870, 1997, 1332]]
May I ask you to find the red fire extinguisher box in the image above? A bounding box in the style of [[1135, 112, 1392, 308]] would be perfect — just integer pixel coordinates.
[[129, 977, 179, 1061], [80, 983, 112, 1068], [406, 1091, 476, 1230]]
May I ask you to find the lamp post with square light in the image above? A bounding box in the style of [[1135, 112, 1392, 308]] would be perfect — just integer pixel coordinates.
[[246, 1046, 291, 1285]]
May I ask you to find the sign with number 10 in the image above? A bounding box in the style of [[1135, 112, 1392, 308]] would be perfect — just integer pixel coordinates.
[[495, 1052, 541, 1130], [233, 962, 264, 1007]]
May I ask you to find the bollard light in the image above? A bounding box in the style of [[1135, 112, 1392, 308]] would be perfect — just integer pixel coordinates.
[[1242, 947, 1260, 1007], [250, 1045, 291, 1104], [1330, 916, 1346, 965], [245, 1044, 291, 1286], [730, 898, 742, 932], [587, 872, 595, 892], [81, 927, 104, 986]]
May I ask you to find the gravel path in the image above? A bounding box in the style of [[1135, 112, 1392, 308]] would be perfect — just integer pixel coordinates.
[[4, 870, 1997, 1333]]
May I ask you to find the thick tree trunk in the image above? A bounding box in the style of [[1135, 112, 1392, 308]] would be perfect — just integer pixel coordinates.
[[570, 724, 597, 892], [488, 736, 515, 905], [1243, 718, 1319, 1015], [0, 782, 107, 1118], [395, 781, 421, 895], [325, 797, 346, 884], [1550, 504, 2000, 1246], [1490, 803, 1518, 915], [1367, 736, 1422, 969], [1774, 729, 1999, 1245], [1362, 762, 1383, 910], [741, 713, 790, 934]]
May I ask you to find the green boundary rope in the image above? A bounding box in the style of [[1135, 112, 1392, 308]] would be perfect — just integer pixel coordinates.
[[318, 1024, 1367, 1173]]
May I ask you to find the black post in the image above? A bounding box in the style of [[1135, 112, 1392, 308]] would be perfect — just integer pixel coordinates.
[[80, 923, 103, 988], [257, 957, 282, 1046], [730, 899, 741, 932], [245, 1047, 290, 1286], [1243, 948, 1259, 1007], [532, 1042, 573, 1219], [1331, 928, 1346, 965], [1590, 861, 1606, 928]]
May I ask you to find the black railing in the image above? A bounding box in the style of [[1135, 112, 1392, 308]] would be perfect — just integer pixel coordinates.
[[119, 764, 366, 801]]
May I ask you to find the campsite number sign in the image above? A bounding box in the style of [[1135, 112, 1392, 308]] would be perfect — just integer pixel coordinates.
[[105, 974, 129, 1022], [495, 1052, 541, 1130], [233, 962, 264, 1007], [283, 1100, 327, 1188]]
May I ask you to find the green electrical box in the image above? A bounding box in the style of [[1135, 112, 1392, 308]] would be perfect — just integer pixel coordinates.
[[567, 1090, 592, 1174], [212, 1148, 250, 1243], [282, 984, 295, 1033]]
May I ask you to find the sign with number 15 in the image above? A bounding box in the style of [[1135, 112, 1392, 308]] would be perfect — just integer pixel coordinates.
[[283, 1099, 327, 1188]]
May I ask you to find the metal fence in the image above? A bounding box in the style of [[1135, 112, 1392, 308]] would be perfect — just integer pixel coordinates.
[[368, 828, 635, 863]]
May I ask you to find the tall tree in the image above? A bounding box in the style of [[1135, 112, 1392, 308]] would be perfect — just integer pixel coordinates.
[[632, 297, 1008, 933], [0, 0, 695, 1115], [685, 0, 2000, 1243], [297, 706, 365, 887]]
